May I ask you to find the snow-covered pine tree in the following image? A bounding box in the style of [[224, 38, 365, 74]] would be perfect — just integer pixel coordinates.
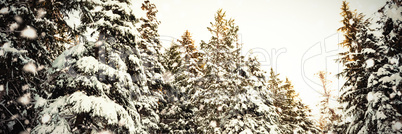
[[360, 0, 402, 133], [174, 30, 204, 99], [335, 1, 374, 133], [159, 30, 203, 133], [32, 0, 161, 133], [137, 0, 166, 95], [244, 56, 281, 133], [0, 0, 71, 133], [334, 0, 401, 133], [162, 42, 183, 76], [268, 68, 320, 133], [192, 9, 280, 133], [316, 71, 341, 133]]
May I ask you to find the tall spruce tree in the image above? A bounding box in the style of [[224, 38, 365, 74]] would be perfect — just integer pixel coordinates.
[[32, 0, 161, 133], [268, 68, 320, 133], [137, 0, 166, 96], [159, 30, 202, 133], [360, 0, 402, 133], [192, 9, 280, 133], [0, 0, 71, 133], [335, 1, 373, 133], [337, 0, 402, 133]]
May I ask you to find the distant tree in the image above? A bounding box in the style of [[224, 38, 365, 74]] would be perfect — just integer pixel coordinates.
[[268, 68, 320, 133], [162, 42, 183, 75], [137, 0, 166, 95], [316, 71, 341, 133]]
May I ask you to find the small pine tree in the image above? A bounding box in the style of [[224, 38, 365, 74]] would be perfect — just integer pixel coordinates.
[[268, 69, 320, 133], [316, 71, 341, 133]]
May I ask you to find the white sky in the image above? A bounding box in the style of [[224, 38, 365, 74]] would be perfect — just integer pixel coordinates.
[[135, 0, 387, 118]]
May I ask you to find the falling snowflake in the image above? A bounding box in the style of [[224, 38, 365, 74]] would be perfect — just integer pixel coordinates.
[[367, 92, 374, 102], [0, 85, 3, 91], [18, 93, 31, 105], [366, 59, 374, 68], [21, 26, 37, 39], [9, 22, 19, 31], [24, 119, 29, 125], [390, 93, 396, 99], [392, 121, 402, 131], [118, 119, 125, 127], [210, 120, 217, 127], [217, 105, 223, 111], [41, 114, 51, 124], [36, 8, 46, 18], [14, 16, 23, 23], [22, 84, 29, 91], [23, 63, 37, 75], [10, 114, 19, 120], [0, 7, 9, 14], [95, 41, 103, 47]]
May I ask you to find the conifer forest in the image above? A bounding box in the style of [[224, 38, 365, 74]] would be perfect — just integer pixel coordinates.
[[0, 0, 401, 133]]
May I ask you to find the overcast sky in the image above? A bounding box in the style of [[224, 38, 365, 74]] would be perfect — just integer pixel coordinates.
[[134, 0, 387, 117]]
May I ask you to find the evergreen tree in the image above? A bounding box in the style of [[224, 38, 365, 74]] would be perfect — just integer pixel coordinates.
[[159, 30, 204, 133], [192, 9, 280, 133], [159, 40, 194, 133], [335, 1, 374, 133], [359, 0, 402, 133], [32, 0, 160, 133], [162, 42, 183, 76], [176, 30, 203, 96], [137, 0, 166, 95], [337, 0, 402, 133], [316, 71, 341, 133], [268, 68, 320, 133], [0, 1, 70, 133]]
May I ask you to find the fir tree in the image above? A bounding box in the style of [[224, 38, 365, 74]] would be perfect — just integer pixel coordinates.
[[192, 9, 280, 133], [159, 30, 203, 133], [137, 0, 166, 95], [162, 42, 183, 75], [316, 71, 341, 133], [335, 1, 374, 133], [32, 0, 160, 133], [0, 1, 70, 133], [268, 68, 320, 133], [337, 0, 402, 133], [360, 0, 402, 133]]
